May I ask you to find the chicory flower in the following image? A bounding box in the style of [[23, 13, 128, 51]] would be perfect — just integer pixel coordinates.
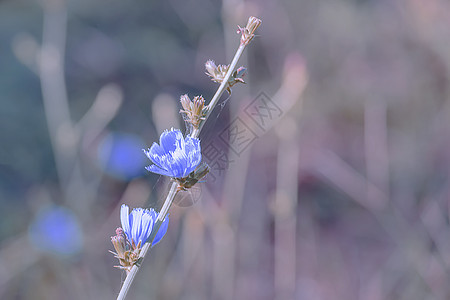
[[120, 204, 169, 248], [144, 128, 201, 178]]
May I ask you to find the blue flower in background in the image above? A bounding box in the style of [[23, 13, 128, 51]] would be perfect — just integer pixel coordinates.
[[98, 132, 147, 180], [120, 204, 169, 248], [144, 128, 201, 178], [29, 205, 83, 257]]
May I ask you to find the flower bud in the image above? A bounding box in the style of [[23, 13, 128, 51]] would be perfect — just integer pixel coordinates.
[[180, 94, 192, 112], [238, 16, 262, 46], [205, 60, 230, 84], [111, 227, 127, 259], [179, 95, 206, 130], [205, 60, 217, 78]]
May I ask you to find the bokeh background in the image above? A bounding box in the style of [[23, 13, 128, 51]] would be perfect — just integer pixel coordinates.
[[2, 0, 450, 299]]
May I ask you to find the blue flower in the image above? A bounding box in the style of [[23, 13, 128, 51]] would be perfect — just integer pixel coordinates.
[[120, 204, 169, 248], [29, 205, 82, 257], [144, 128, 201, 178]]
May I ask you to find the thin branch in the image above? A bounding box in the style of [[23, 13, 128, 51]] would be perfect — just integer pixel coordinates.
[[116, 181, 178, 300], [116, 17, 261, 300], [192, 44, 245, 138]]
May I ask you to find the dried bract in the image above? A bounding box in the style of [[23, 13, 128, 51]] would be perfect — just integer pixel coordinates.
[[176, 162, 210, 191]]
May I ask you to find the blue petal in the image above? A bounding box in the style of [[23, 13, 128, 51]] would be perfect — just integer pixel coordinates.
[[139, 210, 154, 244], [170, 148, 189, 178], [184, 137, 197, 153], [149, 209, 158, 221], [130, 209, 144, 246], [130, 208, 153, 246], [146, 164, 173, 177], [160, 129, 182, 153], [185, 137, 201, 173], [152, 214, 169, 246], [144, 143, 166, 168], [144, 129, 203, 179], [120, 204, 131, 241]]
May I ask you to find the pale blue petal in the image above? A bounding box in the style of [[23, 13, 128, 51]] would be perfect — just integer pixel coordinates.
[[190, 150, 202, 172], [173, 164, 186, 178], [152, 214, 169, 246], [146, 164, 173, 177], [185, 137, 202, 173], [173, 129, 185, 149], [149, 209, 158, 221], [171, 150, 189, 177], [145, 129, 203, 179], [184, 136, 200, 154], [139, 211, 154, 244], [130, 209, 143, 245], [120, 204, 131, 240], [144, 143, 166, 167], [158, 151, 187, 178], [160, 129, 180, 153]]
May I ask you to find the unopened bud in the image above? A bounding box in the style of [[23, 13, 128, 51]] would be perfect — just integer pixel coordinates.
[[205, 60, 217, 78], [205, 60, 229, 84], [179, 94, 206, 130], [110, 227, 142, 274], [238, 16, 262, 46], [180, 94, 192, 112], [111, 227, 127, 258]]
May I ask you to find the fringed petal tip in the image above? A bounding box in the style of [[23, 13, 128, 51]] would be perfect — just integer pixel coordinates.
[[145, 165, 174, 177]]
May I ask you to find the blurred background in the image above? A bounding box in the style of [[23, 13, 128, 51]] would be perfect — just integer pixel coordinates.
[[1, 0, 450, 299]]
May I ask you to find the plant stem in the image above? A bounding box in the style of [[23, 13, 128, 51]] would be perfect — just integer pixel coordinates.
[[117, 181, 178, 300], [193, 43, 246, 138], [116, 39, 248, 300]]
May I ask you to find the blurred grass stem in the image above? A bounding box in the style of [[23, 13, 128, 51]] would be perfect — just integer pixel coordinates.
[[39, 1, 73, 185]]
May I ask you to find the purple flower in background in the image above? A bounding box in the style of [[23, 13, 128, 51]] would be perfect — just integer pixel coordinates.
[[144, 128, 201, 178], [120, 204, 169, 248]]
